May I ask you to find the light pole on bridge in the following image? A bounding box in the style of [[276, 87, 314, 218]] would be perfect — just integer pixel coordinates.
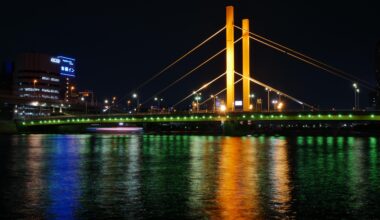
[[353, 83, 360, 110], [81, 96, 87, 115], [132, 93, 139, 112], [265, 87, 271, 112], [249, 94, 255, 111]]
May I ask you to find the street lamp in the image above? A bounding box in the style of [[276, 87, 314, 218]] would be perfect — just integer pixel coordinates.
[[249, 94, 255, 111], [154, 97, 163, 110], [220, 104, 226, 113], [277, 102, 284, 111], [194, 93, 202, 112], [353, 83, 359, 110], [33, 79, 38, 99], [69, 86, 75, 102], [272, 99, 278, 111], [81, 97, 87, 114], [265, 88, 271, 112], [104, 99, 109, 113], [132, 93, 139, 112]]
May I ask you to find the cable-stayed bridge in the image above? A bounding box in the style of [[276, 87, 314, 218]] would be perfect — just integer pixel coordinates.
[[19, 6, 380, 133]]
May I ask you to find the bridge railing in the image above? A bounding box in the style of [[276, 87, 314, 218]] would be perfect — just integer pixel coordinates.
[[19, 109, 380, 122]]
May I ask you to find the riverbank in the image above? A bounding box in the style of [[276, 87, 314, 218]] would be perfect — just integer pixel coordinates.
[[0, 120, 18, 134]]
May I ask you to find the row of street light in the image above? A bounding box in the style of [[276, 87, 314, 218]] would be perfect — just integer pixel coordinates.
[[101, 82, 361, 114], [104, 93, 165, 113]]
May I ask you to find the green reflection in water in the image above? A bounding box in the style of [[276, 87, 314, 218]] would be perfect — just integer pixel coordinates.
[[297, 136, 304, 146], [2, 134, 380, 219], [369, 137, 379, 187]]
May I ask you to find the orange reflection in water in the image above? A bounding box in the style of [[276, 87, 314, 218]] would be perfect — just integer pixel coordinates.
[[26, 135, 44, 207], [270, 138, 291, 215], [212, 137, 261, 220]]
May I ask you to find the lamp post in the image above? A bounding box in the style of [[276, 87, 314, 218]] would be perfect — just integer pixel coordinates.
[[81, 97, 87, 114], [265, 88, 270, 112], [132, 93, 139, 112], [70, 86, 75, 103], [272, 99, 278, 112], [194, 92, 202, 113], [353, 83, 359, 110], [154, 97, 164, 110], [249, 94, 255, 111], [33, 79, 38, 99], [104, 99, 109, 113]]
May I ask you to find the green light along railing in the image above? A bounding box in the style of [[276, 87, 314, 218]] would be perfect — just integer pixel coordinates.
[[20, 113, 380, 126]]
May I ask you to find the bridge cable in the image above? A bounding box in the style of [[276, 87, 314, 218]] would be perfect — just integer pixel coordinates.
[[141, 48, 226, 105], [199, 78, 243, 106], [171, 72, 226, 108], [142, 37, 243, 105], [234, 25, 376, 91], [121, 26, 226, 102], [235, 71, 317, 110], [248, 35, 376, 92]]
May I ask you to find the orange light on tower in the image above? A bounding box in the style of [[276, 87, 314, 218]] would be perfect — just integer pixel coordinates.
[[226, 6, 235, 112], [242, 19, 251, 112]]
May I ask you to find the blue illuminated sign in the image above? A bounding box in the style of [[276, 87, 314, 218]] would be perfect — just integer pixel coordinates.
[[51, 56, 76, 78]]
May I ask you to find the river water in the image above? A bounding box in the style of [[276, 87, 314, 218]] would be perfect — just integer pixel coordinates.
[[0, 134, 379, 219]]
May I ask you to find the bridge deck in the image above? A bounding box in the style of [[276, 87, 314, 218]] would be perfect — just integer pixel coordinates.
[[19, 112, 380, 127]]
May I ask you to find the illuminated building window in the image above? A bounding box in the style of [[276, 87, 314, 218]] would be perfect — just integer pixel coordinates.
[[21, 88, 40, 92], [41, 88, 59, 94]]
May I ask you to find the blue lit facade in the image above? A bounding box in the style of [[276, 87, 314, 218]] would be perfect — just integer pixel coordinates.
[[50, 55, 77, 102], [51, 56, 76, 78]]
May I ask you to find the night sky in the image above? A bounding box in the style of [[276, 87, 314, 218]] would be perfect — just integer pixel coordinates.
[[1, 0, 379, 109]]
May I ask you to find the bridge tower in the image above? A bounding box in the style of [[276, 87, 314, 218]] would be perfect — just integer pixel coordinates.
[[242, 19, 251, 111], [226, 6, 235, 112]]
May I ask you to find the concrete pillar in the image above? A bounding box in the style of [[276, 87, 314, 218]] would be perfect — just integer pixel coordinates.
[[226, 6, 235, 112], [242, 19, 251, 111]]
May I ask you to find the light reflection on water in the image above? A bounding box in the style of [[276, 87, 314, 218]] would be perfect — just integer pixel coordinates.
[[0, 134, 379, 219]]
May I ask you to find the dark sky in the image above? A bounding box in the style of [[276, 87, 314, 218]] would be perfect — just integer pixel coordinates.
[[1, 0, 379, 109]]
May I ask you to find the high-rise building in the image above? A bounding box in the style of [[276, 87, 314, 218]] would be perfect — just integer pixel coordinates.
[[11, 53, 78, 117], [13, 53, 62, 116], [13, 53, 61, 102], [50, 55, 77, 102]]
